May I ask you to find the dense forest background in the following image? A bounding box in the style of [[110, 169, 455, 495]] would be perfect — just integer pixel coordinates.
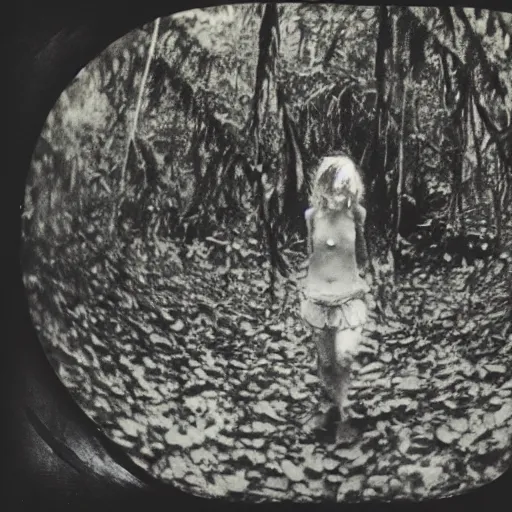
[[23, 4, 512, 282], [21, 3, 512, 503]]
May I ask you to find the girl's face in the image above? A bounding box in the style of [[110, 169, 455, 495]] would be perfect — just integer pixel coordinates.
[[322, 192, 351, 211], [313, 158, 362, 211]]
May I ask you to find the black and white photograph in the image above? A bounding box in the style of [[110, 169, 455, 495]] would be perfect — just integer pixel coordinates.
[[20, 2, 512, 503]]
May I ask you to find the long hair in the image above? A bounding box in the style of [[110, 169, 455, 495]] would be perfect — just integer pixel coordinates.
[[309, 153, 365, 212]]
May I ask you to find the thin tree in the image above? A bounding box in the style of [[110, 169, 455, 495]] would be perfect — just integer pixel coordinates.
[[108, 18, 161, 238]]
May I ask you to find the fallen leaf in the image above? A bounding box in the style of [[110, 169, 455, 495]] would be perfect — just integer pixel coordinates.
[[337, 475, 365, 498], [118, 418, 143, 437], [190, 447, 216, 465], [435, 425, 460, 444], [171, 319, 185, 332], [233, 449, 266, 465], [396, 376, 423, 391], [252, 421, 277, 434], [266, 476, 289, 491], [304, 454, 324, 475], [367, 475, 389, 489], [380, 352, 393, 363], [253, 401, 285, 422], [194, 368, 209, 381], [289, 388, 309, 400], [449, 417, 469, 433], [281, 460, 305, 482], [149, 333, 173, 347], [222, 471, 250, 493], [495, 403, 512, 426], [490, 396, 504, 406], [231, 360, 248, 370], [359, 362, 385, 375], [184, 473, 207, 489], [398, 465, 444, 489], [165, 425, 205, 448], [336, 446, 364, 461], [167, 455, 189, 479], [484, 364, 507, 375]]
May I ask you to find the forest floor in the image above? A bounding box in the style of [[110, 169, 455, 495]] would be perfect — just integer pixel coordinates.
[[24, 227, 512, 503]]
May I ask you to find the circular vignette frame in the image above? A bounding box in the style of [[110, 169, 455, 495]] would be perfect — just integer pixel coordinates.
[[5, 1, 512, 511]]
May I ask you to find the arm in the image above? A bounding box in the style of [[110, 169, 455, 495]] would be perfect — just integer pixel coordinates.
[[295, 208, 314, 279], [354, 204, 369, 273]]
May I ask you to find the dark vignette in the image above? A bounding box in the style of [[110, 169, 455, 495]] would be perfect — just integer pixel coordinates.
[[4, 0, 512, 511]]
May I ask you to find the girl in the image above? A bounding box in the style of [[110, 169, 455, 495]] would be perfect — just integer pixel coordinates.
[[300, 153, 371, 443]]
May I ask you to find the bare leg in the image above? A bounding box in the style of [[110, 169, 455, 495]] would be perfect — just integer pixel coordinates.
[[333, 327, 362, 442], [315, 327, 341, 408], [302, 327, 339, 431], [333, 362, 352, 422]]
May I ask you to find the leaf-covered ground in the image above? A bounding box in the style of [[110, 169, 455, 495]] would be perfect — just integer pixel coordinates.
[[24, 233, 512, 503]]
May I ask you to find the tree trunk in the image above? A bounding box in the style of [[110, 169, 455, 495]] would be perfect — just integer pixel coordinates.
[[366, 6, 395, 271], [363, 6, 400, 319], [108, 18, 161, 238], [393, 74, 409, 257]]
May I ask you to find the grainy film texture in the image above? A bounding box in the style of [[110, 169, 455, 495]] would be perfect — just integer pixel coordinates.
[[21, 3, 512, 503]]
